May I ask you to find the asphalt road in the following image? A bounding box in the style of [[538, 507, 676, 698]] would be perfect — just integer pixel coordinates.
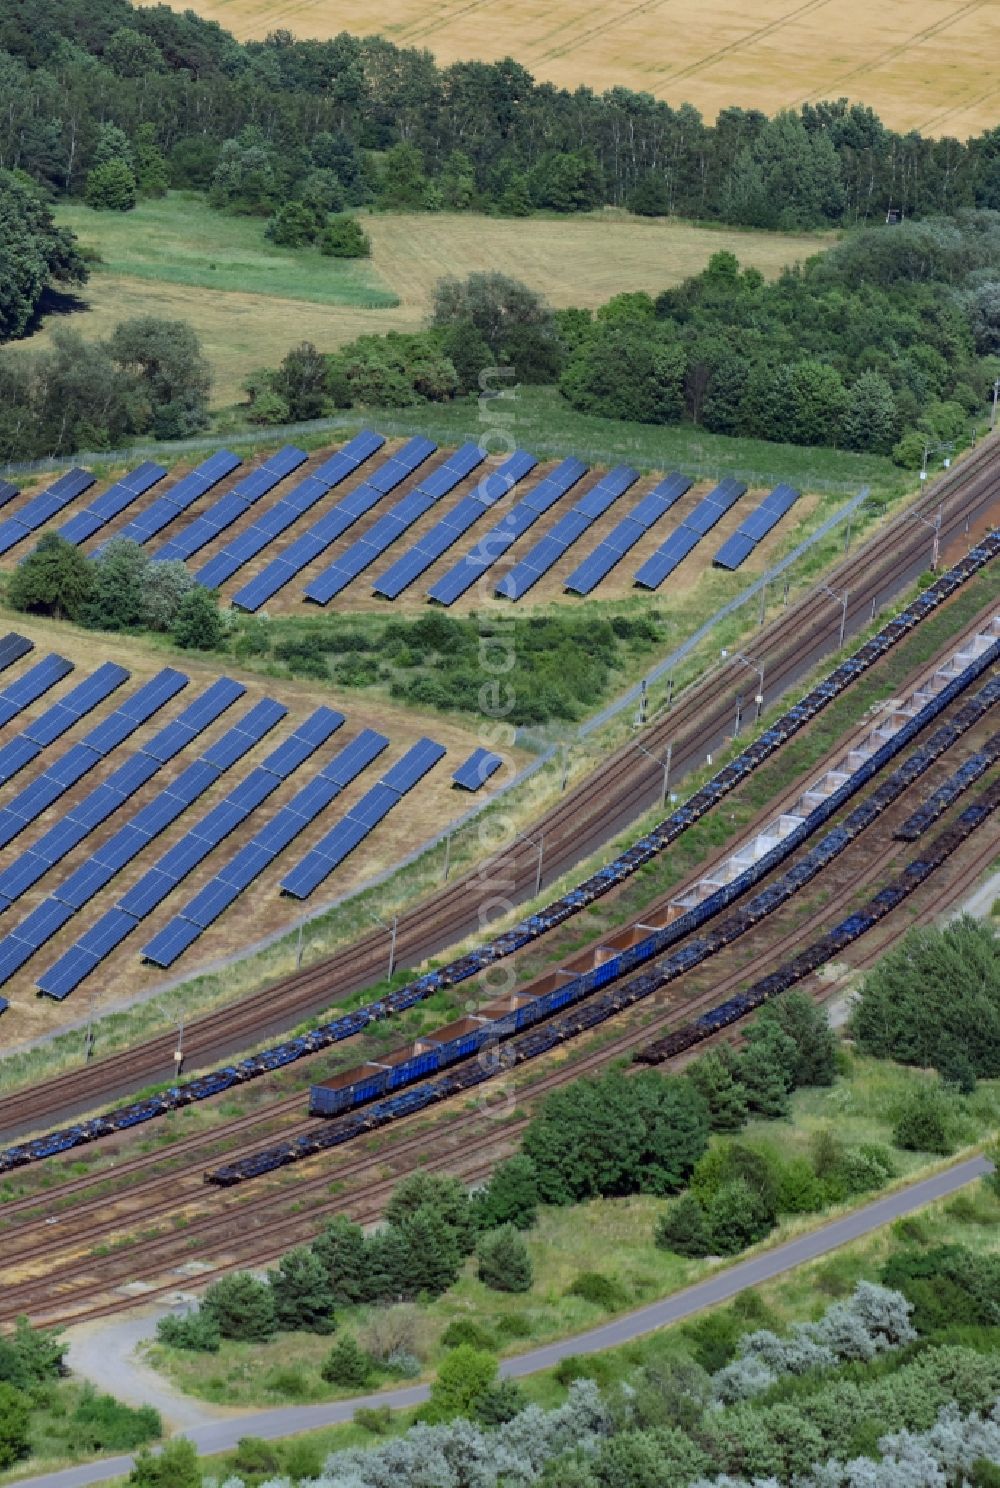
[[17, 1154, 991, 1488]]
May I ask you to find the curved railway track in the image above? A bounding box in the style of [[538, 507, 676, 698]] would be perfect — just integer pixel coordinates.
[[4, 439, 999, 1137], [5, 686, 998, 1329]]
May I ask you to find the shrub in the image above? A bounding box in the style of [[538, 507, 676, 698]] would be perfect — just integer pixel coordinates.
[[320, 216, 371, 257], [70, 1385, 162, 1451], [155, 1310, 221, 1352], [473, 1378, 528, 1425], [441, 1318, 495, 1351], [893, 1083, 958, 1154], [7, 532, 95, 622], [422, 1345, 497, 1424], [565, 1273, 629, 1310], [0, 1384, 30, 1468], [707, 1178, 776, 1255], [128, 1438, 200, 1488]]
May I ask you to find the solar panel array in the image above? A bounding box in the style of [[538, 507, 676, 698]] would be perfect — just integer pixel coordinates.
[[427, 458, 588, 607], [109, 450, 241, 549], [0, 480, 20, 510], [281, 736, 446, 899], [0, 698, 286, 988], [452, 747, 503, 791], [713, 483, 801, 570], [0, 663, 129, 788], [564, 472, 692, 596], [141, 727, 390, 968], [0, 677, 243, 918], [0, 653, 73, 729], [153, 445, 308, 565], [304, 443, 487, 605], [0, 634, 33, 674], [0, 669, 189, 854], [497, 465, 640, 601], [0, 469, 95, 556], [372, 451, 537, 599], [634, 477, 747, 590], [57, 463, 167, 546], [32, 708, 346, 995], [194, 433, 385, 592], [231, 437, 437, 613]]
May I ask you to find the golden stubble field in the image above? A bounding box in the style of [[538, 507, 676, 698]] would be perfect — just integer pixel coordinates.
[[168, 0, 1000, 137]]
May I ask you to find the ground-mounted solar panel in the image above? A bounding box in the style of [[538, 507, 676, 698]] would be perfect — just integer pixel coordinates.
[[193, 432, 384, 591], [230, 437, 436, 613], [633, 524, 703, 590], [0, 653, 73, 727], [152, 446, 308, 564], [563, 473, 692, 597], [57, 462, 167, 546], [372, 451, 537, 600], [452, 747, 503, 791], [712, 482, 800, 570], [304, 443, 488, 605], [496, 465, 639, 601], [0, 469, 95, 555], [0, 634, 33, 674], [107, 450, 242, 549], [382, 736, 446, 794], [681, 477, 747, 538], [0, 480, 18, 510]]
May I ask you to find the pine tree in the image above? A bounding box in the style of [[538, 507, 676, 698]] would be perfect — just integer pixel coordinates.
[[476, 1226, 533, 1293], [321, 1333, 372, 1388], [686, 1050, 749, 1131], [758, 994, 838, 1087], [394, 1207, 461, 1298], [475, 1155, 539, 1231], [201, 1272, 276, 1341], [267, 1246, 336, 1334], [311, 1215, 368, 1303], [654, 1193, 712, 1257]]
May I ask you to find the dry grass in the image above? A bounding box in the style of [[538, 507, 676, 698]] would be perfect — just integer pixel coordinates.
[[167, 0, 1000, 137]]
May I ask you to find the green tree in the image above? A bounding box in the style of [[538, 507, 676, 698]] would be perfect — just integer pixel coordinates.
[[475, 1154, 539, 1230], [210, 128, 279, 214], [654, 1193, 712, 1257], [560, 326, 686, 425], [738, 1021, 798, 1116], [629, 172, 671, 216], [841, 369, 899, 452], [440, 151, 476, 210], [685, 1050, 749, 1131], [273, 341, 330, 421], [134, 124, 169, 197], [437, 321, 493, 394], [432, 271, 554, 359], [0, 1383, 30, 1468], [379, 143, 430, 208], [319, 216, 371, 257], [86, 537, 149, 631], [85, 159, 138, 212], [758, 993, 838, 1087], [267, 201, 320, 247], [320, 1333, 372, 1388], [171, 587, 224, 651], [0, 171, 87, 339], [476, 1225, 533, 1292], [7, 531, 95, 620], [422, 1345, 497, 1424], [311, 1215, 368, 1304], [893, 1083, 957, 1154], [201, 1272, 276, 1341], [108, 317, 211, 437], [707, 1177, 776, 1254], [128, 1438, 201, 1488], [268, 1246, 337, 1334], [385, 1172, 477, 1254]]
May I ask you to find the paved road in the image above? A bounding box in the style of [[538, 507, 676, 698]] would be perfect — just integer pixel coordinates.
[[16, 1155, 991, 1488]]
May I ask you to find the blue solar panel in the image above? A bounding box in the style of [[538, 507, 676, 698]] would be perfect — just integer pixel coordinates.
[[0, 654, 73, 726], [382, 737, 446, 794], [152, 446, 308, 563], [57, 462, 167, 546], [681, 477, 747, 537], [372, 451, 536, 599], [712, 483, 799, 569], [0, 480, 17, 509], [712, 532, 757, 571], [349, 781, 399, 829], [230, 437, 436, 613], [452, 747, 503, 791], [633, 525, 703, 590], [304, 442, 488, 605], [140, 917, 203, 969], [109, 451, 241, 548], [0, 470, 95, 556], [280, 818, 369, 898], [325, 728, 389, 786], [202, 698, 288, 770], [0, 634, 33, 673], [497, 465, 639, 600]]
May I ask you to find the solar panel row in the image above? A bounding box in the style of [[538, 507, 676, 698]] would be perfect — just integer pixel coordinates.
[[0, 634, 33, 674], [0, 479, 18, 510], [152, 445, 308, 565], [304, 443, 487, 605], [372, 450, 538, 599], [280, 735, 446, 899], [108, 450, 241, 549], [140, 727, 391, 968], [497, 465, 640, 601], [0, 699, 287, 989], [713, 483, 800, 570], [230, 437, 438, 614], [194, 433, 385, 592], [0, 469, 95, 555], [633, 477, 748, 590], [427, 458, 589, 607], [452, 747, 503, 791], [0, 653, 73, 728], [564, 472, 692, 596], [57, 462, 167, 546], [0, 662, 130, 788], [0, 677, 244, 917], [0, 669, 189, 853]]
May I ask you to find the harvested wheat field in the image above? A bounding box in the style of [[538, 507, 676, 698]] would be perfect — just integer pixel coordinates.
[[171, 0, 1000, 137]]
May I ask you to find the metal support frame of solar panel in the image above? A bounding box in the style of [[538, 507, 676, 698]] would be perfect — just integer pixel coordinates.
[[194, 433, 385, 592], [372, 451, 538, 599], [452, 747, 503, 791], [231, 437, 437, 614], [633, 478, 747, 590], [0, 677, 243, 918], [56, 462, 168, 547], [0, 634, 33, 674], [280, 736, 446, 899], [0, 669, 189, 853], [152, 445, 309, 565], [304, 443, 488, 606], [0, 663, 129, 788], [0, 469, 95, 556], [0, 653, 74, 730], [0, 698, 287, 988], [426, 458, 588, 607], [712, 483, 800, 571], [108, 450, 242, 549], [496, 465, 640, 601], [564, 472, 692, 596], [141, 727, 390, 968]]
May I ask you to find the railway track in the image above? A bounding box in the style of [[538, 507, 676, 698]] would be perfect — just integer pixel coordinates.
[[4, 438, 999, 1137], [5, 677, 998, 1329]]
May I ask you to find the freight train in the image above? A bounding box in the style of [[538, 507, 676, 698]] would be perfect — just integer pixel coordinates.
[[2, 531, 998, 1175], [894, 729, 1000, 841], [207, 775, 1000, 1184]]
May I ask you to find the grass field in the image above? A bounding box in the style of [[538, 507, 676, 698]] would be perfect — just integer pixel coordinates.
[[166, 0, 1000, 138], [20, 196, 831, 404]]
